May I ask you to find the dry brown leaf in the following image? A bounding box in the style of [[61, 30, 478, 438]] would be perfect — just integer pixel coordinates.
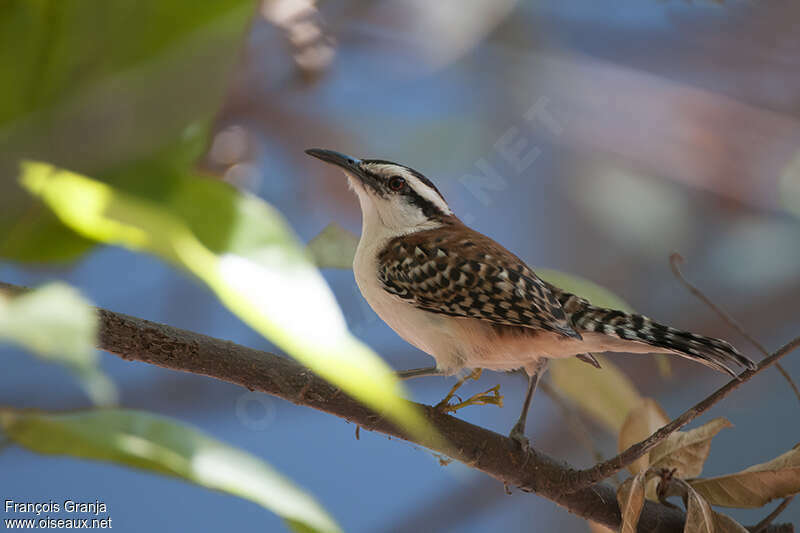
[[712, 512, 748, 533], [659, 478, 748, 533], [689, 444, 800, 508], [618, 398, 669, 474], [684, 481, 715, 533], [617, 470, 647, 533], [650, 417, 732, 478], [550, 356, 642, 434]]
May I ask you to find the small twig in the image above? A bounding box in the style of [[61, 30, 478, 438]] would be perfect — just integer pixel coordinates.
[[540, 381, 606, 466], [564, 335, 800, 492], [655, 468, 681, 510], [752, 497, 795, 533], [670, 253, 800, 404]]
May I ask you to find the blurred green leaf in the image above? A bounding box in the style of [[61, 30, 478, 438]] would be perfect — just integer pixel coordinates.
[[689, 444, 800, 508], [0, 283, 116, 406], [20, 162, 430, 438], [308, 223, 359, 269], [566, 167, 691, 260], [549, 356, 642, 434], [0, 408, 340, 533], [0, 0, 257, 261]]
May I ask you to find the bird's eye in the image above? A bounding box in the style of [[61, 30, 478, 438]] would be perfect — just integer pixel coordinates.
[[388, 176, 406, 191]]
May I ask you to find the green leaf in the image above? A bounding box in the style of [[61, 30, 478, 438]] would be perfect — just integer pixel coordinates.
[[307, 223, 359, 269], [549, 356, 642, 434], [649, 418, 732, 479], [0, 408, 340, 533], [20, 162, 430, 439], [617, 470, 646, 533], [0, 283, 116, 406], [618, 398, 669, 474], [0, 0, 257, 261], [689, 444, 800, 508]]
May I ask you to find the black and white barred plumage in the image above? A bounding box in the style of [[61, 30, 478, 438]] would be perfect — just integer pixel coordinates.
[[376, 220, 754, 377], [378, 232, 579, 339], [549, 285, 756, 376]]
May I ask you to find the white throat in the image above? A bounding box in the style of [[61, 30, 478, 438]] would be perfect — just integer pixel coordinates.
[[346, 172, 445, 243]]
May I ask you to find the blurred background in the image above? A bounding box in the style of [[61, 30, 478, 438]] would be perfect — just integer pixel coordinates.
[[2, 0, 800, 531]]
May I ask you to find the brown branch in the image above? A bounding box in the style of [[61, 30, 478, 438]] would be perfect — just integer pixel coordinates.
[[563, 335, 800, 493], [670, 253, 800, 404], [0, 281, 794, 532], [753, 498, 796, 533]]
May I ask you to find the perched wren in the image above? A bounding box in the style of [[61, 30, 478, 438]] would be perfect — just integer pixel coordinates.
[[306, 148, 756, 447]]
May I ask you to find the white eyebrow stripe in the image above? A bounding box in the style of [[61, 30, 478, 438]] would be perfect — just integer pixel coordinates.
[[403, 173, 453, 215], [364, 163, 453, 215]]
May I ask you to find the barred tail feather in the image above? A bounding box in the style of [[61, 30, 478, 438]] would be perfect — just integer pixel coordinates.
[[552, 287, 757, 377]]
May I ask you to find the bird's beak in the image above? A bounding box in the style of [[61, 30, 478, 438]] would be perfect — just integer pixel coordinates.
[[305, 148, 362, 174], [305, 148, 378, 192]]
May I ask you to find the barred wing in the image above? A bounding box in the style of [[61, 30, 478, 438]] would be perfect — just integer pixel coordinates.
[[376, 224, 580, 339]]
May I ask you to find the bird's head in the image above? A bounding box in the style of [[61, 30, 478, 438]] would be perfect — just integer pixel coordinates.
[[306, 148, 453, 234]]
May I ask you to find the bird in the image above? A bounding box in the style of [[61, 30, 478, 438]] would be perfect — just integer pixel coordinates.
[[305, 148, 757, 449]]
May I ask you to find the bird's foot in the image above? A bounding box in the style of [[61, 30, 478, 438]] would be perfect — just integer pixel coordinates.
[[435, 384, 503, 414], [434, 369, 500, 413], [434, 368, 481, 410], [509, 422, 531, 453]]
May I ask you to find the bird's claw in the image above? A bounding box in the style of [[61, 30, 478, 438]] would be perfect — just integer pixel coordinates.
[[435, 384, 503, 414], [433, 369, 482, 412]]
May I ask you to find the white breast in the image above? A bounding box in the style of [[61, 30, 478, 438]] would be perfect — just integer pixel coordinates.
[[354, 230, 438, 347]]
